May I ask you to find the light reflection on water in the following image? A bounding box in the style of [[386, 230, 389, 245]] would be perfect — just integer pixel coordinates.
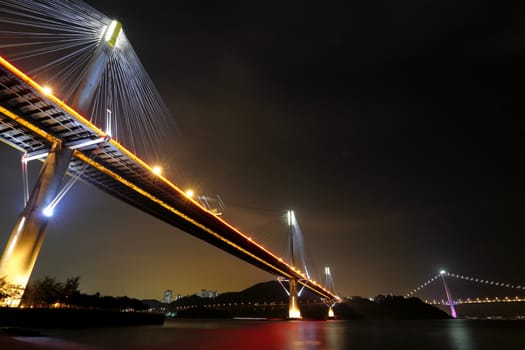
[[448, 320, 474, 350], [14, 319, 525, 350]]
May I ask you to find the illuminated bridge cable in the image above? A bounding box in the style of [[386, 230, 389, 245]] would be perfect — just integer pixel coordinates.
[[21, 154, 29, 205], [44, 162, 88, 216], [44, 142, 106, 216], [406, 271, 525, 298], [0, 0, 173, 163], [406, 272, 525, 310], [405, 273, 442, 297], [442, 272, 525, 293]]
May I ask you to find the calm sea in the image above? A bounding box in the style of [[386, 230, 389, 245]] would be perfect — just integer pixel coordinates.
[[13, 319, 525, 350]]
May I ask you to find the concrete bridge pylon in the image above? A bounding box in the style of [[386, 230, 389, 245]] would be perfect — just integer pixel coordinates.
[[0, 20, 122, 307]]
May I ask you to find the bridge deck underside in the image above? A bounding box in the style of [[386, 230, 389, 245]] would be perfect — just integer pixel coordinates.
[[0, 61, 335, 300]]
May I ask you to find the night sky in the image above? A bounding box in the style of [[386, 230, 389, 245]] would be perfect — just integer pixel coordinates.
[[0, 0, 523, 300]]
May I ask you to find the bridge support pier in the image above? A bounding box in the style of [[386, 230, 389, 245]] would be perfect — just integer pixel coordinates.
[[0, 142, 72, 306], [328, 305, 335, 318], [288, 278, 302, 319], [0, 19, 122, 308]]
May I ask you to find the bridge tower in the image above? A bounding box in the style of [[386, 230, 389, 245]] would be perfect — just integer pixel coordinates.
[[287, 210, 302, 319], [0, 20, 123, 307], [440, 270, 457, 318], [70, 19, 122, 116], [324, 266, 336, 318]]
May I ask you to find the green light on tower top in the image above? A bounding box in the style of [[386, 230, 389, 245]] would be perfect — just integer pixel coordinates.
[[104, 19, 122, 47]]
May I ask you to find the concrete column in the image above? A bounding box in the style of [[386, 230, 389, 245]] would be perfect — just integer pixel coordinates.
[[0, 20, 122, 307], [70, 20, 122, 116], [0, 142, 72, 306], [70, 46, 109, 116], [328, 305, 335, 318], [288, 278, 302, 319]]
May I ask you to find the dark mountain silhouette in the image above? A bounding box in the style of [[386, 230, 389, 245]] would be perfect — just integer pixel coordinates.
[[215, 281, 288, 303], [336, 295, 449, 319], [159, 281, 449, 319]]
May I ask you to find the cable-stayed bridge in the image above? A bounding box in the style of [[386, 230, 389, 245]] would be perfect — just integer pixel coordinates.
[[407, 271, 525, 318], [0, 0, 338, 317]]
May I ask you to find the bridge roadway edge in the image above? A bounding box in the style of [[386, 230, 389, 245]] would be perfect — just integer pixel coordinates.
[[0, 55, 335, 301]]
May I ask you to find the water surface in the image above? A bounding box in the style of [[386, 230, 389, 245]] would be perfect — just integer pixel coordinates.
[[15, 319, 525, 350]]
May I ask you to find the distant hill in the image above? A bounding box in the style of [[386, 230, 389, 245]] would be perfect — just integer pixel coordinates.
[[152, 281, 449, 319], [216, 280, 292, 303], [142, 299, 164, 310], [336, 295, 450, 319]]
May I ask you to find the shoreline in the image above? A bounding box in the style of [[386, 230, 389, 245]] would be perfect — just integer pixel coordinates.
[[0, 308, 164, 329]]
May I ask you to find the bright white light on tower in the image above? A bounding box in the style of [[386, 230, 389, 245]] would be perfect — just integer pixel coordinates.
[[289, 296, 302, 319], [287, 210, 296, 227], [43, 206, 54, 217], [325, 266, 331, 275], [42, 86, 53, 95], [440, 270, 446, 275], [152, 166, 162, 175], [105, 109, 112, 137], [105, 20, 117, 40]]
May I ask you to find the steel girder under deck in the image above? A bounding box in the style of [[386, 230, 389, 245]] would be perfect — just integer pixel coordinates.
[[0, 57, 336, 301]]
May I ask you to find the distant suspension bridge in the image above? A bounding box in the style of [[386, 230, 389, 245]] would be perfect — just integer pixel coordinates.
[[406, 270, 525, 318]]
